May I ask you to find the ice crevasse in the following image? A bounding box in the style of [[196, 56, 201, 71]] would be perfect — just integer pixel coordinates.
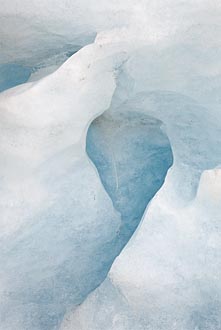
[[0, 1, 221, 330]]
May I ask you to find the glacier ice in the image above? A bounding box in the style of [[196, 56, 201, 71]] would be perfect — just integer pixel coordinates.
[[1, 1, 221, 330], [87, 110, 173, 242]]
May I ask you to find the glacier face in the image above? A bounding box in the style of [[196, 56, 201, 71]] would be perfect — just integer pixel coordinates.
[[1, 1, 221, 330]]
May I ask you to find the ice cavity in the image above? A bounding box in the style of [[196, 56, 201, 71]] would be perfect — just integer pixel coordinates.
[[87, 110, 173, 243]]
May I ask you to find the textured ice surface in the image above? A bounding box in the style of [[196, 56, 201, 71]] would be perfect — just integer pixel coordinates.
[[1, 1, 221, 330]]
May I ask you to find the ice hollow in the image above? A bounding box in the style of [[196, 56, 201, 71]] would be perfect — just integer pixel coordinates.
[[87, 111, 173, 243]]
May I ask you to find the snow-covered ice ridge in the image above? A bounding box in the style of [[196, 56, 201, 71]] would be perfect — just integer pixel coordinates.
[[0, 1, 221, 329]]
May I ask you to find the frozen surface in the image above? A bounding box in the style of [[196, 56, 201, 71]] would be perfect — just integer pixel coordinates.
[[1, 1, 221, 330]]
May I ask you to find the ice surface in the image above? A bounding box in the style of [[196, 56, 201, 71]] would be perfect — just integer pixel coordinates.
[[1, 1, 221, 330]]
